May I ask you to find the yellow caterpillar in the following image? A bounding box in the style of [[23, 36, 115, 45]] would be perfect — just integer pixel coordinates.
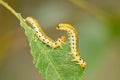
[[26, 17, 66, 50], [56, 23, 86, 68]]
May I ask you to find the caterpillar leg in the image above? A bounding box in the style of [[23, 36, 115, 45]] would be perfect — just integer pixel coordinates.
[[71, 56, 80, 62], [72, 55, 87, 68], [52, 36, 66, 50], [51, 41, 63, 50], [59, 45, 63, 49], [57, 36, 66, 49], [71, 58, 78, 62], [51, 44, 62, 50], [68, 53, 78, 61], [71, 58, 86, 68]]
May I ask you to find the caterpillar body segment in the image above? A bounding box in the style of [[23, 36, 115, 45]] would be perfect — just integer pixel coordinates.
[[56, 23, 86, 68]]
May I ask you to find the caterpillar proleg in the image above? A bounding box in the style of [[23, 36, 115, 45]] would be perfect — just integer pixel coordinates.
[[26, 17, 66, 50], [56, 23, 86, 68]]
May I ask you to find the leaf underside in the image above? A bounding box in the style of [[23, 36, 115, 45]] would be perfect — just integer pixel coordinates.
[[19, 15, 85, 80]]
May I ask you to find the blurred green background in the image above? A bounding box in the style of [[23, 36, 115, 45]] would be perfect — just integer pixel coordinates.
[[0, 0, 120, 80]]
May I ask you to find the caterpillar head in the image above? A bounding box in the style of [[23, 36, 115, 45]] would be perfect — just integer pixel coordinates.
[[56, 23, 71, 30], [26, 17, 39, 28], [26, 17, 34, 24]]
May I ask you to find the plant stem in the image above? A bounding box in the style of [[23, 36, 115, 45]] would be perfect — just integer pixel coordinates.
[[0, 0, 20, 20]]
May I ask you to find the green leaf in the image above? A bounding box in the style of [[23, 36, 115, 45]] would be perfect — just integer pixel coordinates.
[[18, 15, 85, 80], [0, 1, 85, 79]]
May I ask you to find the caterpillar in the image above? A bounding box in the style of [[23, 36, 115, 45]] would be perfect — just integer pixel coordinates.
[[26, 17, 66, 50], [56, 23, 86, 68]]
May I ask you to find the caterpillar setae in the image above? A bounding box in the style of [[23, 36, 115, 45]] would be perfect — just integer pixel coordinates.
[[26, 17, 66, 50], [56, 23, 86, 68]]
